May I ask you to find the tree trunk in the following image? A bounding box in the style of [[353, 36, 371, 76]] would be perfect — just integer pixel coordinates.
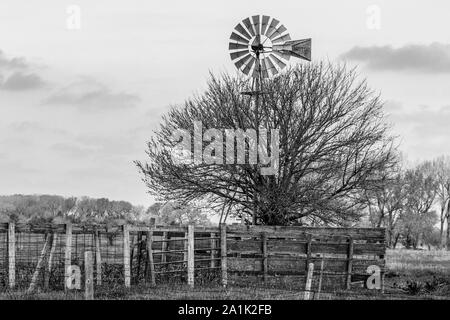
[[386, 227, 391, 248], [387, 214, 394, 247], [447, 215, 450, 251], [393, 234, 400, 249], [440, 206, 445, 249], [447, 201, 450, 251]]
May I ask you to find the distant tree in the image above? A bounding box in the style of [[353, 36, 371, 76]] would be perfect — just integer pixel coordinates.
[[0, 194, 138, 224], [398, 164, 438, 249], [422, 226, 442, 250], [109, 200, 133, 217], [63, 197, 77, 215], [136, 63, 398, 226], [430, 156, 450, 248], [95, 198, 110, 218], [127, 205, 146, 222], [158, 201, 211, 225], [364, 171, 405, 247], [75, 197, 97, 221], [146, 202, 164, 216]]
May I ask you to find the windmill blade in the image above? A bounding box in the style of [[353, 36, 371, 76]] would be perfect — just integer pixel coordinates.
[[265, 55, 278, 76], [268, 24, 288, 40], [242, 17, 256, 37], [272, 33, 291, 44], [229, 42, 248, 50], [264, 18, 279, 36], [286, 38, 312, 61], [234, 23, 252, 40], [242, 57, 256, 75], [251, 15, 261, 35], [261, 15, 270, 35], [270, 53, 287, 70], [260, 57, 270, 78], [230, 49, 249, 61], [230, 32, 250, 44], [252, 34, 261, 47], [234, 53, 252, 69]]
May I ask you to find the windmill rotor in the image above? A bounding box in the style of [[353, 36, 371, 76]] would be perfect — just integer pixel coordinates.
[[229, 14, 311, 79]]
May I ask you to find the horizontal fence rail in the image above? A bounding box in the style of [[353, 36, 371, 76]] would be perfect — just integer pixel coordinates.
[[0, 222, 386, 295]]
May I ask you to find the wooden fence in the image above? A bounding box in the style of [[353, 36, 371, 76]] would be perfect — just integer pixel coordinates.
[[0, 222, 386, 293], [225, 225, 386, 291]]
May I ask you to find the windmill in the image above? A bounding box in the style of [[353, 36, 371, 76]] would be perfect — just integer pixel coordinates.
[[229, 14, 311, 89], [228, 15, 311, 224]]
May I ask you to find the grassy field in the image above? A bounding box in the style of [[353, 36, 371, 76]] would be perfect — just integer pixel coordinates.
[[1, 249, 450, 300], [383, 249, 450, 298]]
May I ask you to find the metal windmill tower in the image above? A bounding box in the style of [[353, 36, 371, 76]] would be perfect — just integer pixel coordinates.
[[228, 15, 312, 224]]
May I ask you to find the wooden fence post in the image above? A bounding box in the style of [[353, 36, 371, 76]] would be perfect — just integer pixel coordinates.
[[210, 233, 216, 269], [123, 224, 131, 288], [28, 233, 52, 294], [84, 251, 94, 300], [161, 231, 168, 264], [305, 234, 312, 273], [220, 224, 227, 287], [146, 229, 156, 286], [262, 233, 268, 282], [136, 232, 143, 281], [187, 225, 195, 288], [315, 258, 324, 300], [45, 233, 57, 290], [94, 230, 102, 286], [346, 236, 354, 290], [7, 222, 15, 289], [304, 262, 314, 300], [184, 230, 188, 262], [64, 223, 72, 292]]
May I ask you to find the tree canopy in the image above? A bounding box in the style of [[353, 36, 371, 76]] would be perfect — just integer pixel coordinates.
[[136, 63, 398, 226]]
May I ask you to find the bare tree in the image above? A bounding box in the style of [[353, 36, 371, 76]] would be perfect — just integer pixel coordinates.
[[430, 156, 450, 248], [398, 163, 438, 249], [136, 63, 398, 225], [157, 201, 211, 225], [364, 171, 405, 247]]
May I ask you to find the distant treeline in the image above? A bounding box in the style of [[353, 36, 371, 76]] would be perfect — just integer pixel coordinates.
[[0, 194, 149, 224]]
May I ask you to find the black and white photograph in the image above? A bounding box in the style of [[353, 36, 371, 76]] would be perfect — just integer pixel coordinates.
[[0, 0, 449, 308]]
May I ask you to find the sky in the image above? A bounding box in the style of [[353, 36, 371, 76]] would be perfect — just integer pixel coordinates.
[[0, 0, 449, 207]]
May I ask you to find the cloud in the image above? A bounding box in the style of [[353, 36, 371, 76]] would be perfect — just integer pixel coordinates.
[[383, 100, 403, 113], [43, 78, 140, 111], [341, 43, 450, 73], [0, 50, 46, 91], [8, 121, 69, 136], [1, 72, 45, 90], [50, 143, 96, 158], [0, 50, 28, 70], [75, 133, 140, 156], [0, 49, 139, 106], [387, 104, 450, 159]]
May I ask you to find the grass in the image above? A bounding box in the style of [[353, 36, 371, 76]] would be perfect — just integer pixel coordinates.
[[386, 249, 450, 272], [384, 249, 450, 298], [1, 249, 450, 300]]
